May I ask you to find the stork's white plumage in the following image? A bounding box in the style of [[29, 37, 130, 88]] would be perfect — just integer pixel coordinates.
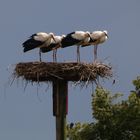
[[40, 35, 66, 62], [22, 32, 56, 61], [82, 30, 108, 61], [61, 31, 91, 62]]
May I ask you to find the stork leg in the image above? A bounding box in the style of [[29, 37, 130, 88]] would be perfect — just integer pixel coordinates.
[[53, 49, 57, 62], [77, 45, 80, 63], [53, 44, 60, 62], [39, 49, 42, 62], [55, 49, 57, 62], [53, 50, 55, 62], [94, 45, 98, 61]]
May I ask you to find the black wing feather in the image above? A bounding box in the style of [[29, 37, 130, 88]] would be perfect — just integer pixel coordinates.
[[40, 43, 56, 53], [81, 38, 97, 47], [61, 32, 81, 48], [22, 34, 44, 52]]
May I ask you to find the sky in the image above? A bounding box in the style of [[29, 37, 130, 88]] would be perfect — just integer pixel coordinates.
[[0, 0, 140, 139]]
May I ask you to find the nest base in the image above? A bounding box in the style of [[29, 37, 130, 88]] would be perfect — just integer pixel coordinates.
[[14, 61, 112, 82]]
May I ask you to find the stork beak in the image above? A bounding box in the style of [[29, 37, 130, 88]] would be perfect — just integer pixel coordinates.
[[104, 32, 109, 38], [86, 33, 91, 38], [89, 34, 93, 40], [87, 33, 94, 42], [106, 34, 109, 38], [52, 35, 56, 42]]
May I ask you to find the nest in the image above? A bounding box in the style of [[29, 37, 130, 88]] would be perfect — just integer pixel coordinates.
[[14, 61, 113, 83]]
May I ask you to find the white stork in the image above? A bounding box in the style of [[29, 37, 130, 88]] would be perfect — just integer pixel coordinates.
[[81, 30, 108, 61], [40, 35, 66, 62], [61, 31, 91, 62], [22, 32, 56, 61]]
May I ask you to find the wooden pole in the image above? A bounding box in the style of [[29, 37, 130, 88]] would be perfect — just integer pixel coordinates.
[[53, 80, 68, 140]]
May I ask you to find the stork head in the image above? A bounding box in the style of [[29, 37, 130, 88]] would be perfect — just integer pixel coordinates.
[[49, 32, 56, 42], [85, 31, 94, 41], [85, 31, 91, 37], [85, 31, 93, 39], [49, 32, 54, 37], [103, 30, 109, 38]]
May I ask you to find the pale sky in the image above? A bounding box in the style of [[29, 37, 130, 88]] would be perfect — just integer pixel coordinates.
[[0, 0, 140, 139]]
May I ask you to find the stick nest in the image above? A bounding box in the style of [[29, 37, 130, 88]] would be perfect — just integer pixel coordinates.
[[14, 61, 113, 82]]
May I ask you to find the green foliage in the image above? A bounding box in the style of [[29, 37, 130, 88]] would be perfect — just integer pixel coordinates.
[[66, 78, 140, 140], [91, 88, 140, 140], [133, 76, 140, 90], [66, 122, 91, 140]]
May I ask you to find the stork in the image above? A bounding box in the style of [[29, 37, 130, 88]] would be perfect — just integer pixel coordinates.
[[81, 30, 108, 61], [22, 32, 56, 61], [40, 35, 66, 62], [61, 31, 91, 62]]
